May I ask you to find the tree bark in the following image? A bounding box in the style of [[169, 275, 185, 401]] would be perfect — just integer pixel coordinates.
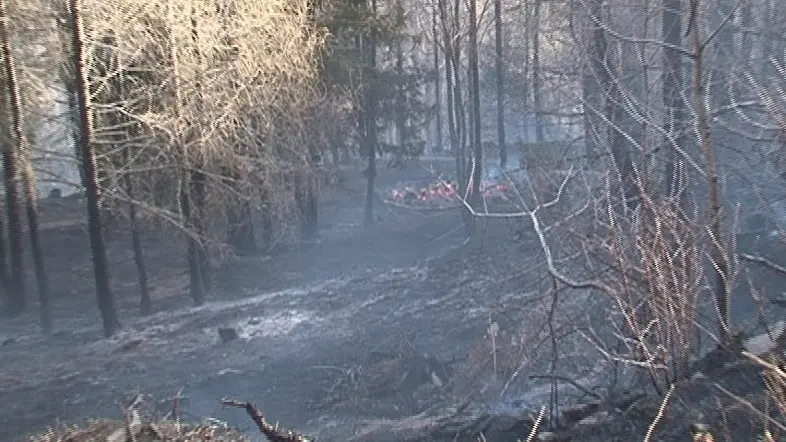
[[581, 1, 602, 163], [67, 0, 119, 337], [363, 0, 378, 229], [494, 0, 507, 169], [468, 0, 483, 216], [0, 203, 8, 294], [0, 12, 25, 315], [690, 0, 730, 343], [227, 197, 259, 255], [532, 0, 544, 143], [1, 0, 53, 329], [437, 0, 470, 228], [123, 146, 151, 315], [663, 0, 687, 205], [431, 5, 443, 152], [189, 6, 210, 296], [0, 145, 25, 315]]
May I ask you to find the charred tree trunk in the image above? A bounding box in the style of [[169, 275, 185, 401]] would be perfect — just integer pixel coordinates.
[[581, 2, 602, 163], [663, 0, 687, 205], [0, 206, 8, 294], [180, 176, 205, 305], [438, 0, 459, 167], [54, 5, 87, 190], [189, 7, 210, 296], [65, 84, 87, 188], [690, 0, 730, 343], [587, 0, 635, 208], [494, 0, 506, 170], [223, 166, 259, 254], [431, 5, 443, 152], [98, 32, 152, 316], [532, 0, 544, 143], [363, 0, 378, 229], [21, 145, 51, 333], [0, 30, 25, 316], [0, 146, 25, 315], [123, 146, 151, 315], [395, 9, 406, 153], [2, 0, 51, 327], [67, 0, 119, 336], [438, 0, 470, 228], [468, 0, 483, 215], [259, 187, 274, 249], [302, 154, 319, 240], [167, 6, 205, 306], [227, 198, 259, 255]]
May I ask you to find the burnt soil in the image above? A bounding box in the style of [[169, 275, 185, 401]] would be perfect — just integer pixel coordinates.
[[0, 161, 535, 441], [2, 159, 786, 442]]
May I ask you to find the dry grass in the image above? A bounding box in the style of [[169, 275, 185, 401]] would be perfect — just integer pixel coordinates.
[[31, 418, 250, 442]]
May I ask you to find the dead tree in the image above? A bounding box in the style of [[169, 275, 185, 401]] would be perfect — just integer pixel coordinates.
[[66, 0, 120, 336], [494, 0, 506, 169], [0, 0, 52, 330]]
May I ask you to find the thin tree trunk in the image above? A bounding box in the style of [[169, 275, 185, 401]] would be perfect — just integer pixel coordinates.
[[98, 31, 152, 316], [0, 205, 8, 294], [494, 0, 506, 169], [67, 0, 119, 336], [21, 151, 51, 333], [395, 5, 405, 151], [189, 6, 210, 296], [0, 24, 25, 315], [1, 146, 25, 315], [586, 0, 634, 207], [54, 6, 87, 190], [304, 0, 321, 240], [167, 5, 205, 306], [295, 164, 318, 240], [468, 0, 483, 215], [438, 0, 470, 228], [663, 0, 687, 205], [228, 199, 259, 255], [431, 5, 443, 152], [1, 0, 50, 326], [65, 84, 86, 188], [122, 147, 151, 315], [302, 151, 319, 240], [690, 0, 730, 343], [532, 0, 544, 143], [438, 0, 459, 168], [581, 3, 602, 163], [363, 0, 378, 228], [260, 187, 273, 249], [180, 177, 205, 304]]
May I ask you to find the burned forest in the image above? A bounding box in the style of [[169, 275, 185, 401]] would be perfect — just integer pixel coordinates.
[[2, 0, 786, 440]]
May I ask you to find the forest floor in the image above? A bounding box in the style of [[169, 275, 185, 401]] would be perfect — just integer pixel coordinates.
[[1, 159, 786, 441]]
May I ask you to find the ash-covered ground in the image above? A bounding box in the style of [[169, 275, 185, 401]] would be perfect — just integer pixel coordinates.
[[0, 160, 536, 440], [1, 159, 784, 442]]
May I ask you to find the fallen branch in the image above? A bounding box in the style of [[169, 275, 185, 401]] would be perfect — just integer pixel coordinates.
[[221, 398, 310, 442], [714, 383, 786, 434], [527, 374, 602, 400], [739, 253, 786, 278]]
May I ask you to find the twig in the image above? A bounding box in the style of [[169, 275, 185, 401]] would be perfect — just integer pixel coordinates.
[[714, 383, 786, 434], [172, 388, 183, 436], [525, 406, 546, 442], [739, 253, 786, 278], [643, 384, 674, 442], [527, 375, 602, 400], [221, 398, 310, 442]]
